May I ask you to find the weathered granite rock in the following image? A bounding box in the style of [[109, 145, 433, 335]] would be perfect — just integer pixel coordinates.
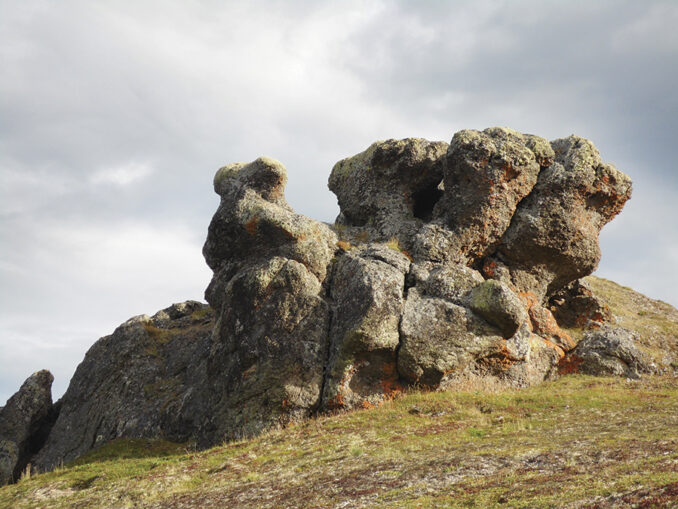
[[329, 138, 448, 240], [203, 256, 330, 442], [435, 127, 547, 264], [469, 279, 528, 338], [24, 127, 637, 472], [496, 136, 632, 301], [323, 245, 410, 410], [34, 302, 213, 471], [412, 261, 485, 304], [398, 288, 505, 386], [201, 156, 338, 442], [0, 441, 19, 486], [559, 327, 654, 378], [204, 156, 337, 305], [0, 370, 56, 485]]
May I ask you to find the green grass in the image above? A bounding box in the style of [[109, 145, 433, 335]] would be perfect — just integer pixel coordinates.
[[2, 375, 677, 508]]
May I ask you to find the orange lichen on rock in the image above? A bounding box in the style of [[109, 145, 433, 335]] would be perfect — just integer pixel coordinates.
[[557, 354, 584, 375], [336, 240, 352, 251], [541, 338, 566, 359], [325, 387, 347, 410], [482, 259, 497, 278], [244, 216, 258, 235], [519, 291, 576, 351], [478, 344, 518, 373], [379, 362, 404, 399]]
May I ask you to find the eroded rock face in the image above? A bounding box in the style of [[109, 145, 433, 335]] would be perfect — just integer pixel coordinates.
[[495, 136, 632, 300], [323, 245, 410, 409], [329, 138, 448, 239], [201, 156, 338, 442], [0, 370, 56, 485], [24, 127, 635, 470], [34, 302, 213, 471]]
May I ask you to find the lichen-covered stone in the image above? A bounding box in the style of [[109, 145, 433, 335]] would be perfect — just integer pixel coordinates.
[[498, 136, 632, 300], [414, 262, 485, 304], [0, 441, 19, 486], [561, 327, 654, 378], [549, 278, 613, 328], [398, 288, 504, 386], [204, 156, 337, 291], [433, 127, 546, 263], [468, 280, 529, 338], [26, 127, 636, 473], [329, 138, 448, 243], [323, 245, 410, 410], [205, 257, 330, 442]]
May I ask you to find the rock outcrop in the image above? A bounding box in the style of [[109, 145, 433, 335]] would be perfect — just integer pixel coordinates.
[[34, 302, 213, 471], [3, 127, 645, 478], [0, 371, 57, 484]]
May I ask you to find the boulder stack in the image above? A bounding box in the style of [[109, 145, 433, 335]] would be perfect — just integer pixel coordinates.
[[2, 127, 639, 480]]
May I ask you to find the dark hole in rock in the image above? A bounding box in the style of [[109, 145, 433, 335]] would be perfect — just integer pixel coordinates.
[[412, 181, 444, 221]]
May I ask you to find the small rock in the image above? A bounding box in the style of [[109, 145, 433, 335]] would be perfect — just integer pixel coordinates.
[[565, 327, 654, 378]]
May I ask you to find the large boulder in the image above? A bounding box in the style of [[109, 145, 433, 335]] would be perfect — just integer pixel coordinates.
[[329, 138, 448, 240], [398, 287, 505, 386], [34, 302, 213, 471], [204, 256, 331, 442], [0, 370, 56, 485], [201, 156, 338, 442], [549, 278, 613, 329], [468, 279, 528, 338], [432, 127, 549, 264], [323, 245, 410, 410]]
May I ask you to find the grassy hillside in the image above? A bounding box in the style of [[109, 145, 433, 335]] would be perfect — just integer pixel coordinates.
[[1, 375, 676, 508], [585, 276, 678, 370]]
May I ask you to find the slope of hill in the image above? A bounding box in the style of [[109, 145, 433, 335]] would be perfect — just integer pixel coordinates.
[[1, 374, 676, 508], [584, 276, 678, 371]]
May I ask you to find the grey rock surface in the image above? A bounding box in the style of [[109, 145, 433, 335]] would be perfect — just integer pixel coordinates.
[[329, 138, 448, 242], [436, 127, 545, 264], [34, 302, 213, 471], [323, 245, 410, 410], [549, 278, 613, 329], [0, 370, 55, 485], [469, 279, 528, 338], [398, 288, 505, 386], [201, 155, 337, 442], [564, 327, 654, 378], [497, 135, 632, 300], [0, 441, 19, 486]]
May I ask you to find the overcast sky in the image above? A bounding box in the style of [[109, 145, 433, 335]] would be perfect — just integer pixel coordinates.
[[2, 0, 677, 404]]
